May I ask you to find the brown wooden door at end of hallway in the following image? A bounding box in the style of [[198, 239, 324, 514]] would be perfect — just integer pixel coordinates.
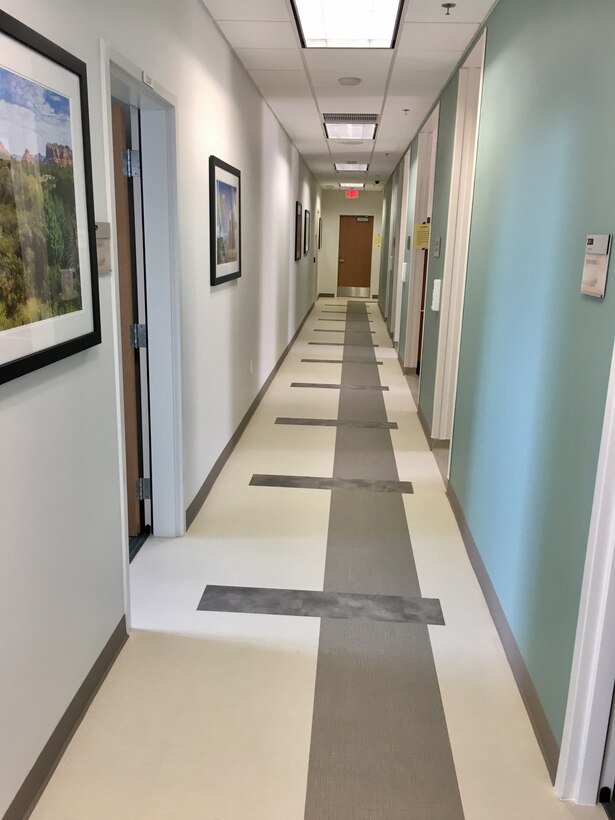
[[337, 215, 374, 289], [111, 103, 142, 537]]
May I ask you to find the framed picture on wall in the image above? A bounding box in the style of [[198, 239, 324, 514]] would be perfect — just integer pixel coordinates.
[[304, 209, 311, 255], [318, 217, 323, 249], [209, 155, 241, 286], [294, 201, 302, 261], [0, 10, 101, 386]]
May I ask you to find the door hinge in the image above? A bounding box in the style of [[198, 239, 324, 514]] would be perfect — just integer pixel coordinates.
[[123, 148, 141, 178], [129, 323, 147, 349], [136, 477, 151, 502]]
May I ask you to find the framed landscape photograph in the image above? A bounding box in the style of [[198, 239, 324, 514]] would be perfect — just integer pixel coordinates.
[[0, 10, 100, 385], [294, 201, 302, 261], [304, 209, 311, 255], [209, 155, 241, 286]]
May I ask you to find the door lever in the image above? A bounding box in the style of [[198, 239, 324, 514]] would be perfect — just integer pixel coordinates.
[[339, 259, 345, 263]]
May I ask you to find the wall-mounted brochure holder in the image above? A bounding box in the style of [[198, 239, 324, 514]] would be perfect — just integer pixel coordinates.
[[581, 234, 611, 298]]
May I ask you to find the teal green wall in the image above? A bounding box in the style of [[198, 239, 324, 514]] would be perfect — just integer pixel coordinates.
[[378, 182, 392, 315], [418, 76, 459, 428], [449, 0, 615, 744], [398, 142, 419, 355]]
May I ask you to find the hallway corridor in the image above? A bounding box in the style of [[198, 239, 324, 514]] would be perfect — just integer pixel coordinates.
[[32, 299, 603, 819]]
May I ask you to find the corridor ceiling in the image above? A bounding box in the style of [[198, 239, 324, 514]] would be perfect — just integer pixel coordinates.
[[200, 0, 495, 189]]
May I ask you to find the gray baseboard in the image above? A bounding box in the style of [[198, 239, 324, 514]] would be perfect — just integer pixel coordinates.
[[432, 438, 450, 450], [4, 617, 128, 820], [318, 292, 335, 297], [417, 403, 432, 444], [403, 366, 417, 375], [446, 484, 560, 783], [186, 302, 315, 529]]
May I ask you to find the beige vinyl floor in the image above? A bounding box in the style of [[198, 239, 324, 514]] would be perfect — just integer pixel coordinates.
[[31, 298, 604, 820]]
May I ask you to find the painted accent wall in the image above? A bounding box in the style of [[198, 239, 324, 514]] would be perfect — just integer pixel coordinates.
[[318, 191, 383, 297], [449, 0, 615, 744], [0, 0, 319, 814], [418, 76, 459, 427]]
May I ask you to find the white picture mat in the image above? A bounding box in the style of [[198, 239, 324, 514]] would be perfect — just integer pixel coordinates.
[[0, 31, 94, 367], [214, 163, 240, 279]]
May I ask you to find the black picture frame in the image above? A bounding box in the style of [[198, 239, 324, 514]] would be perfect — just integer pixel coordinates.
[[318, 217, 323, 250], [294, 201, 302, 261], [0, 10, 101, 386], [209, 155, 241, 286], [304, 209, 311, 256]]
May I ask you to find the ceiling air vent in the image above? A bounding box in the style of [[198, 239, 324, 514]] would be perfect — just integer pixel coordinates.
[[323, 113, 379, 124]]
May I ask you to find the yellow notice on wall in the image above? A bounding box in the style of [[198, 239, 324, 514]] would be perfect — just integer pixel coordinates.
[[414, 223, 431, 250], [375, 233, 382, 248]]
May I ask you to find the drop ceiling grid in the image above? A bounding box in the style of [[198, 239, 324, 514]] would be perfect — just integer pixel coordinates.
[[200, 0, 496, 187]]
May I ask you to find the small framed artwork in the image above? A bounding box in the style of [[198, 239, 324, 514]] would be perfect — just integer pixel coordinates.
[[304, 209, 311, 255], [209, 155, 241, 286], [0, 10, 101, 385], [294, 201, 302, 261], [318, 218, 323, 249]]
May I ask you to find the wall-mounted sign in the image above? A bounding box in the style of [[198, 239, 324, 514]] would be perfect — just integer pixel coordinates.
[[414, 223, 431, 250], [375, 233, 382, 248], [581, 234, 612, 298]]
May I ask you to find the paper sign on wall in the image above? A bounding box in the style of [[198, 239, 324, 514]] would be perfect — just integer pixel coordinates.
[[581, 234, 612, 298], [414, 223, 431, 250]]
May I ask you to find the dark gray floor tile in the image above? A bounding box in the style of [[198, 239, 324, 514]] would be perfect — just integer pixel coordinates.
[[198, 585, 444, 625]]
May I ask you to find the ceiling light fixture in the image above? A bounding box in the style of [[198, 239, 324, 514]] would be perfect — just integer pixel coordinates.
[[291, 0, 405, 49], [336, 163, 369, 172], [325, 123, 377, 140], [441, 3, 456, 15], [340, 183, 365, 189], [338, 77, 362, 86]]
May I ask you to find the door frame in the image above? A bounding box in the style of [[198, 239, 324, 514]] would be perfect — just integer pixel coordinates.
[[403, 120, 438, 371], [101, 44, 185, 620], [431, 34, 486, 461], [556, 340, 615, 805]]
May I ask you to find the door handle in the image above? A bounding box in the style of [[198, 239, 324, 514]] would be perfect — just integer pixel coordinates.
[[339, 259, 345, 263]]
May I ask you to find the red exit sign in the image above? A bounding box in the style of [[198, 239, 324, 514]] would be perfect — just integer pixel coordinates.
[[346, 189, 359, 199]]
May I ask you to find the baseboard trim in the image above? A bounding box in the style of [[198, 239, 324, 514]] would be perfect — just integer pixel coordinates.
[[417, 403, 432, 444], [371, 293, 378, 299], [403, 366, 417, 375], [318, 292, 335, 297], [186, 302, 315, 529], [446, 483, 560, 783], [4, 617, 128, 820], [432, 438, 450, 450]]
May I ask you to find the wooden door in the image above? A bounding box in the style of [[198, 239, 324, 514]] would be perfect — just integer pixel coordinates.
[[112, 104, 142, 536], [337, 215, 373, 289]]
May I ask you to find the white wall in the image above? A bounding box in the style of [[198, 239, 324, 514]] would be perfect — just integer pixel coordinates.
[[318, 190, 384, 296], [0, 0, 320, 813]]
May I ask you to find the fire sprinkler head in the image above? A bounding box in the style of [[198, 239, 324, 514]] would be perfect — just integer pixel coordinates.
[[442, 2, 456, 14]]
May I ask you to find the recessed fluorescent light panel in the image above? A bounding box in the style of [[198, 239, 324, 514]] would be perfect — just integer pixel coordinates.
[[340, 183, 365, 189], [336, 163, 369, 172], [291, 0, 404, 48], [325, 123, 377, 140]]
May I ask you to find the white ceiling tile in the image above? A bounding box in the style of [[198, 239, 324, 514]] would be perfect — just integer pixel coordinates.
[[303, 48, 393, 73], [315, 93, 384, 113], [399, 22, 480, 52], [201, 0, 289, 22], [249, 70, 311, 95], [394, 50, 464, 71], [235, 48, 303, 70], [388, 66, 451, 95], [217, 21, 297, 49], [405, 0, 493, 24]]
